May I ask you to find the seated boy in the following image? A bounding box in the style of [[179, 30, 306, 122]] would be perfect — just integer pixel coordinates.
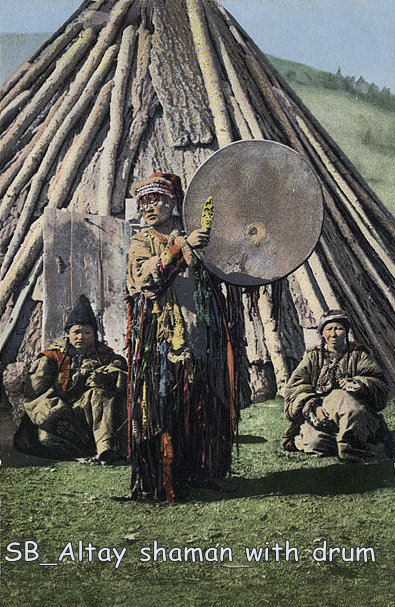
[[14, 295, 127, 464]]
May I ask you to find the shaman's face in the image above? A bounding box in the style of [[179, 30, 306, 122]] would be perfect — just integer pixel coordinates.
[[140, 193, 174, 227], [68, 324, 95, 350], [322, 322, 347, 352]]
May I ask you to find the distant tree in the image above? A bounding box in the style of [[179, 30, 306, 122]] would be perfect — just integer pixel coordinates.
[[344, 75, 356, 92], [356, 76, 369, 96], [271, 59, 394, 111], [334, 67, 344, 90], [378, 87, 395, 110]]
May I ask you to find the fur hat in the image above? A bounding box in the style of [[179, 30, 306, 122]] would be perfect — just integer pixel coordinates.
[[317, 309, 350, 334], [130, 172, 184, 212], [64, 294, 98, 333]]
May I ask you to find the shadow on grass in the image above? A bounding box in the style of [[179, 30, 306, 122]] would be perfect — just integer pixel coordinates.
[[190, 460, 394, 503], [238, 434, 267, 444], [0, 445, 62, 468], [0, 435, 265, 467]]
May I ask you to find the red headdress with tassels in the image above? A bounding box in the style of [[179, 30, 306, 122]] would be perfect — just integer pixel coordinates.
[[130, 172, 185, 213]]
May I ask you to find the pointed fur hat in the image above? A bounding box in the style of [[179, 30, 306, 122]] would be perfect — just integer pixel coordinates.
[[64, 294, 98, 332]]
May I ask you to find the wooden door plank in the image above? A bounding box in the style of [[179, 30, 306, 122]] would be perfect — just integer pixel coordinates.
[[42, 209, 131, 355], [43, 208, 72, 348]]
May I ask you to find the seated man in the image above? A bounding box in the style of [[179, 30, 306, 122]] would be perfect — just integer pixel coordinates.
[[282, 309, 393, 461], [14, 295, 127, 464]]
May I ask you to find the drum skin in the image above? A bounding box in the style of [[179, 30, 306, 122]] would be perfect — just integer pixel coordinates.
[[183, 140, 324, 286]]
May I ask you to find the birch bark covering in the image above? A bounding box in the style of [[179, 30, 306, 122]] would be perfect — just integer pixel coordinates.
[[185, 0, 233, 147], [0, 0, 393, 406], [150, 0, 213, 146], [97, 25, 136, 215]]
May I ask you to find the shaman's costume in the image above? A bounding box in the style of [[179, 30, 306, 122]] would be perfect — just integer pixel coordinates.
[[126, 174, 249, 504], [14, 297, 127, 460], [283, 342, 392, 461]]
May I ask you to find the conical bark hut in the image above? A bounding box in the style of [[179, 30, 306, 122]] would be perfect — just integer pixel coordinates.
[[0, 0, 394, 415]]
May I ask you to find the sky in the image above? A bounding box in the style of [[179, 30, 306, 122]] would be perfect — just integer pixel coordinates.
[[222, 0, 395, 91], [0, 0, 394, 91]]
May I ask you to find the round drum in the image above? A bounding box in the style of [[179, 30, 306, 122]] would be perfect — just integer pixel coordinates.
[[183, 140, 324, 286]]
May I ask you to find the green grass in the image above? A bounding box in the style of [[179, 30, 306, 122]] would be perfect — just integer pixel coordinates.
[[268, 55, 395, 111], [290, 84, 395, 216], [267, 55, 395, 217], [1, 400, 394, 607]]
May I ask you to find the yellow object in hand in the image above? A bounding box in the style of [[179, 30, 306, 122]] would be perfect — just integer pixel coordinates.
[[201, 196, 214, 230]]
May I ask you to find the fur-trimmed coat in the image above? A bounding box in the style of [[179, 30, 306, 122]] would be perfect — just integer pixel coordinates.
[[15, 338, 127, 458], [283, 343, 388, 442]]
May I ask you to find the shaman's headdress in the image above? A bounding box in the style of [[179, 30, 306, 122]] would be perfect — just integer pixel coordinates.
[[130, 172, 184, 213]]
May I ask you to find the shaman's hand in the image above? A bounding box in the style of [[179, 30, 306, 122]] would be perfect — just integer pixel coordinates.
[[186, 228, 210, 250]]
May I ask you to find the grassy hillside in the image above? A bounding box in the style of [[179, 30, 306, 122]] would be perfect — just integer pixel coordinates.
[[0, 33, 50, 82], [269, 56, 395, 216], [268, 55, 395, 111], [292, 85, 394, 215]]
